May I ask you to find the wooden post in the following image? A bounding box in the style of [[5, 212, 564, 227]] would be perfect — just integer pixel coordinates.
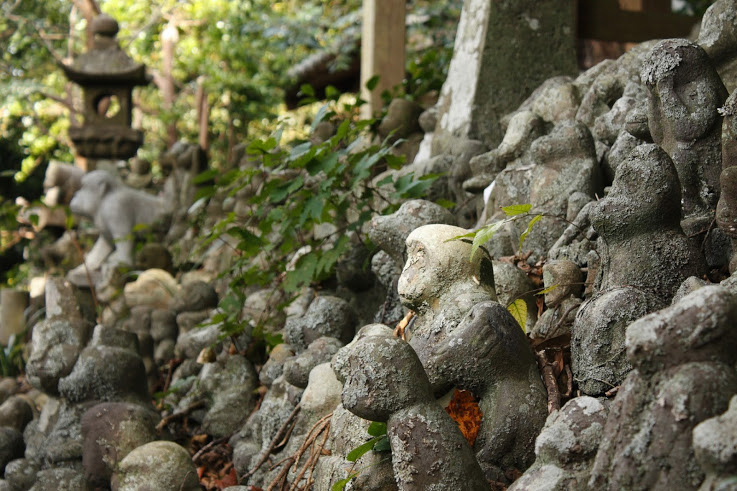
[[360, 0, 406, 119]]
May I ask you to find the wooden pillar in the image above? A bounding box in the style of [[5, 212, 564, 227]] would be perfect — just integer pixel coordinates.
[[360, 0, 406, 119]]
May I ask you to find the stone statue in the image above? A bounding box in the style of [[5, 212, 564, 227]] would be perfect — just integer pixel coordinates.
[[693, 395, 737, 491], [572, 144, 707, 396], [509, 397, 609, 491], [334, 324, 489, 490], [717, 89, 737, 272], [641, 38, 728, 223], [589, 286, 737, 490], [397, 224, 546, 482], [67, 170, 168, 285]]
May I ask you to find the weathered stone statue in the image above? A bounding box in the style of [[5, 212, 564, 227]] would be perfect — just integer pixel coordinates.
[[67, 170, 167, 286], [397, 224, 546, 482], [589, 285, 737, 490], [693, 395, 737, 491], [572, 144, 707, 396], [531, 259, 584, 341], [509, 397, 609, 491], [335, 324, 489, 490], [641, 38, 728, 223], [717, 89, 737, 272]]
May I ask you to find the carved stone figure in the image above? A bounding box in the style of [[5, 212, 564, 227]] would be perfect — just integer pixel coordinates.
[[335, 324, 489, 490], [572, 144, 706, 396], [589, 286, 737, 490], [67, 170, 167, 285], [509, 397, 609, 491], [396, 224, 545, 481], [717, 89, 737, 272], [531, 260, 583, 341], [693, 395, 737, 491], [641, 38, 728, 222]]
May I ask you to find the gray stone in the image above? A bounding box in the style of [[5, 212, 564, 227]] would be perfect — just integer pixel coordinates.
[[0, 396, 34, 432], [150, 308, 177, 342], [175, 309, 211, 333], [693, 395, 737, 491], [81, 402, 160, 487], [175, 321, 222, 359], [26, 318, 92, 395], [123, 269, 179, 309], [259, 343, 295, 388], [58, 325, 149, 405], [414, 301, 547, 482], [111, 441, 200, 491], [4, 458, 38, 491], [134, 243, 172, 272], [23, 398, 87, 465], [0, 379, 17, 407], [699, 0, 737, 92], [283, 337, 342, 389], [378, 99, 423, 143], [590, 286, 737, 490], [369, 199, 456, 266], [0, 427, 23, 473], [572, 144, 707, 396], [429, 0, 576, 153], [284, 296, 356, 352], [642, 39, 728, 220], [171, 280, 218, 314], [493, 261, 538, 331], [29, 466, 89, 491], [336, 326, 489, 490], [509, 397, 609, 491]]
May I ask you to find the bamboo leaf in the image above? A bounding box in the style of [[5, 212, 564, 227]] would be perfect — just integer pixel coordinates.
[[537, 284, 559, 295], [346, 437, 380, 462]]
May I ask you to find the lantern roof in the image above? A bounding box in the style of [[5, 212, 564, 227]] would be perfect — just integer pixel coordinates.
[[60, 14, 150, 86]]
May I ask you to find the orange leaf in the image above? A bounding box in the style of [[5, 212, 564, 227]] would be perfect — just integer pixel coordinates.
[[215, 467, 238, 489], [445, 389, 483, 447]]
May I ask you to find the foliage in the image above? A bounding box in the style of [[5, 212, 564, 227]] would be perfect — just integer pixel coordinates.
[[198, 92, 435, 346], [507, 299, 528, 333], [0, 333, 26, 377], [334, 421, 390, 491]]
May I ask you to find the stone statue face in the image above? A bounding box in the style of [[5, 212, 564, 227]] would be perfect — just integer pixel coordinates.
[[397, 237, 431, 308]]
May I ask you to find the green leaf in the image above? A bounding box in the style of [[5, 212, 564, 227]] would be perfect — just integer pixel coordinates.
[[518, 214, 542, 253], [193, 168, 219, 184], [537, 284, 559, 295], [470, 221, 504, 261], [373, 435, 391, 453], [283, 252, 318, 293], [300, 84, 315, 97], [332, 473, 358, 491], [347, 437, 380, 462], [435, 199, 456, 209], [366, 75, 380, 91], [502, 204, 532, 216], [367, 421, 387, 437], [507, 299, 527, 333]]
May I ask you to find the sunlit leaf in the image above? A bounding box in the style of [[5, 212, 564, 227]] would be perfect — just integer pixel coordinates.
[[367, 421, 387, 437], [518, 214, 542, 253], [507, 299, 527, 333], [501, 203, 532, 216], [537, 284, 559, 295]]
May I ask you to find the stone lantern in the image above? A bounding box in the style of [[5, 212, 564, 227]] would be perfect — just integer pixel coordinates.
[[61, 13, 150, 160]]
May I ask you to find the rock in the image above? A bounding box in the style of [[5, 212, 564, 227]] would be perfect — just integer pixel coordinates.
[[23, 398, 88, 465], [699, 0, 737, 92], [283, 337, 343, 389], [58, 325, 149, 405], [176, 309, 211, 333], [493, 261, 538, 331], [642, 38, 727, 220], [336, 325, 489, 490], [170, 281, 218, 314], [259, 343, 295, 388], [589, 285, 737, 490], [81, 402, 160, 487], [378, 99, 423, 142], [0, 427, 23, 473], [4, 458, 39, 491], [30, 466, 89, 491], [572, 144, 707, 396], [284, 296, 356, 352], [150, 308, 178, 342], [111, 441, 200, 491], [134, 243, 173, 272], [175, 322, 222, 359], [0, 396, 34, 432], [26, 318, 92, 395], [123, 269, 179, 309], [509, 397, 609, 491], [693, 395, 737, 490]]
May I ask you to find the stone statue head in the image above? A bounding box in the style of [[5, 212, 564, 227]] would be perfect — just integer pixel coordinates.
[[334, 324, 433, 422], [397, 224, 496, 313], [625, 285, 737, 374]]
